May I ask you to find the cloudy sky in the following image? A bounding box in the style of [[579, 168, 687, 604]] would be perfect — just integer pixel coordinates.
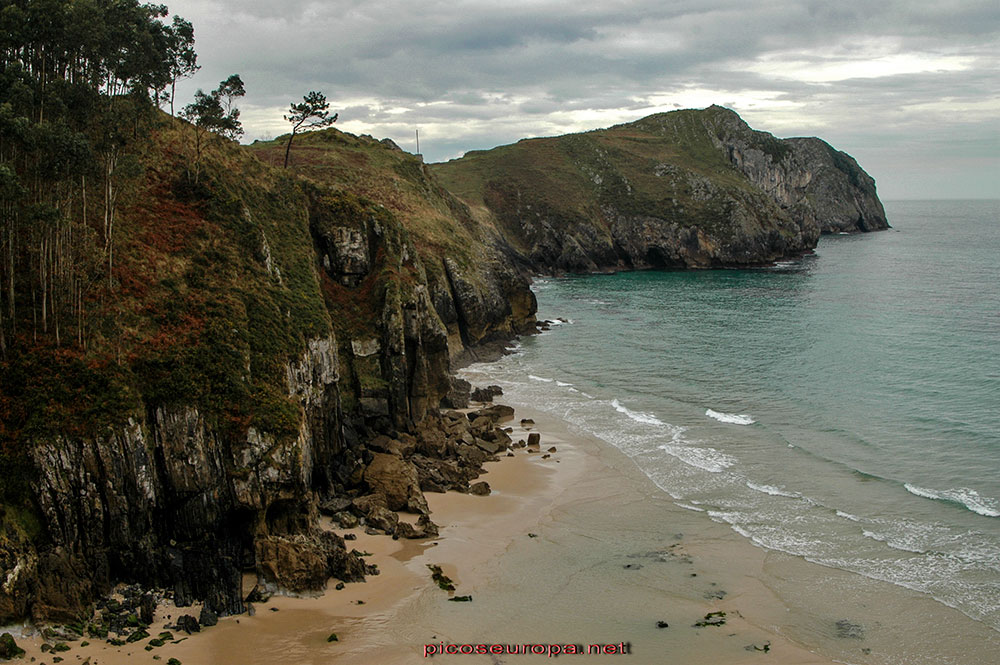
[[165, 0, 999, 200]]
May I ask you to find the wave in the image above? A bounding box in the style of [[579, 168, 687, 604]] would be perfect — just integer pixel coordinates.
[[611, 399, 665, 426], [706, 409, 755, 425], [904, 484, 1000, 517], [746, 481, 800, 499], [528, 375, 553, 383], [862, 529, 927, 554], [556, 381, 573, 387], [659, 441, 736, 473], [835, 510, 862, 522]]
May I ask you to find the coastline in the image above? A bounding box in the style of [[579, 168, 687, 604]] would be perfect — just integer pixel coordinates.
[[9, 403, 838, 664], [9, 397, 999, 664]]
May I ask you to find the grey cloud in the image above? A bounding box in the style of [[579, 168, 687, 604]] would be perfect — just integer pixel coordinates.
[[166, 0, 999, 199]]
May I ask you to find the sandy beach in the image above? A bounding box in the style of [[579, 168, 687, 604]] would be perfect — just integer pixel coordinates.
[[9, 403, 856, 665]]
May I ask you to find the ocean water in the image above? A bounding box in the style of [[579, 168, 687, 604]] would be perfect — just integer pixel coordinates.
[[461, 200, 1000, 636]]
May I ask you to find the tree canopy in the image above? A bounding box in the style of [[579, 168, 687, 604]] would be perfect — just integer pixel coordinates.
[[0, 0, 201, 354], [181, 75, 245, 180], [282, 91, 337, 168]]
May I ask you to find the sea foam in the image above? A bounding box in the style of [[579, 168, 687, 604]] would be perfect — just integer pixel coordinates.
[[904, 484, 1000, 517], [746, 481, 800, 498], [706, 409, 755, 425], [659, 441, 736, 473], [611, 399, 665, 426]]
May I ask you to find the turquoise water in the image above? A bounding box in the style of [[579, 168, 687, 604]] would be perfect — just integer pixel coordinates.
[[461, 200, 1000, 632]]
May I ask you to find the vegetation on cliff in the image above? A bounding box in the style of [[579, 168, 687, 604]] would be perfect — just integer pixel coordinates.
[[432, 105, 887, 272]]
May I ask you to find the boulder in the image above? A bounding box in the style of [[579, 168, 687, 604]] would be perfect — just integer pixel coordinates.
[[487, 428, 512, 446], [198, 604, 218, 627], [527, 433, 541, 447], [474, 438, 503, 455], [0, 633, 25, 659], [363, 453, 428, 514], [175, 615, 200, 634], [476, 404, 515, 422], [139, 593, 156, 626], [417, 514, 440, 538], [470, 385, 503, 402], [255, 531, 369, 593], [456, 444, 488, 466], [364, 505, 399, 533], [469, 482, 491, 496], [393, 521, 430, 539], [469, 415, 493, 433], [368, 433, 415, 457], [333, 511, 359, 529], [318, 497, 353, 517]]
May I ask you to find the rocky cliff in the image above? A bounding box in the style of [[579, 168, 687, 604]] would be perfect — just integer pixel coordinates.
[[432, 105, 887, 273], [0, 106, 887, 628], [0, 118, 535, 625]]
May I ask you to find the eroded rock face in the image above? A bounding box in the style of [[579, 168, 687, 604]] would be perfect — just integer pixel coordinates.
[[0, 333, 372, 623], [315, 226, 372, 286], [2, 122, 541, 626], [707, 107, 888, 235]]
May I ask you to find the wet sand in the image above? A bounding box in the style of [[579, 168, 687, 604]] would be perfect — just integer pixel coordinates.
[[12, 406, 846, 664]]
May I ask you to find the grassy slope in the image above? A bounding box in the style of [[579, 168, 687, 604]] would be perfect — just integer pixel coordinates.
[[431, 107, 777, 247], [248, 130, 494, 287]]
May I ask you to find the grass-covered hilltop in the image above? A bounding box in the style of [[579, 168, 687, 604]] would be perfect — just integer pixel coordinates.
[[0, 0, 886, 631], [432, 105, 887, 273]]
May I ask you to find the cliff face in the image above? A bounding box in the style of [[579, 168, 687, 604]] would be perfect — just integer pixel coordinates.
[[700, 107, 887, 234], [0, 119, 535, 624], [431, 106, 887, 273]]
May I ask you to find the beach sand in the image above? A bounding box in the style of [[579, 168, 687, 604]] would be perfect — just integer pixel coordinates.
[[10, 406, 889, 664]]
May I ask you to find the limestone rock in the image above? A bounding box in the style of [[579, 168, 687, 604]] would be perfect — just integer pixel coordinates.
[[255, 531, 368, 594]]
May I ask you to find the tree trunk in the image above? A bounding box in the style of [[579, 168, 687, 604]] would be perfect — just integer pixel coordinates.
[[283, 131, 296, 168]]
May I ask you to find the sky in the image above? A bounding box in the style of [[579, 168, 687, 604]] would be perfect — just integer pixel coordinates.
[[164, 0, 999, 200]]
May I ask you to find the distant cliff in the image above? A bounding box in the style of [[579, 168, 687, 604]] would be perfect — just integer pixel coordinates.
[[432, 105, 887, 273]]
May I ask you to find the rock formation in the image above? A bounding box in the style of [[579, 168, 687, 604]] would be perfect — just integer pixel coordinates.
[[0, 106, 887, 626], [431, 105, 887, 273]]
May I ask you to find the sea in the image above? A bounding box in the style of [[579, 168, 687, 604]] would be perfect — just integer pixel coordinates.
[[460, 200, 1000, 647]]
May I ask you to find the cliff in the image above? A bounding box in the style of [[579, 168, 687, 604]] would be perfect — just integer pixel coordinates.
[[0, 117, 534, 625], [0, 106, 887, 627], [431, 105, 888, 272]]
